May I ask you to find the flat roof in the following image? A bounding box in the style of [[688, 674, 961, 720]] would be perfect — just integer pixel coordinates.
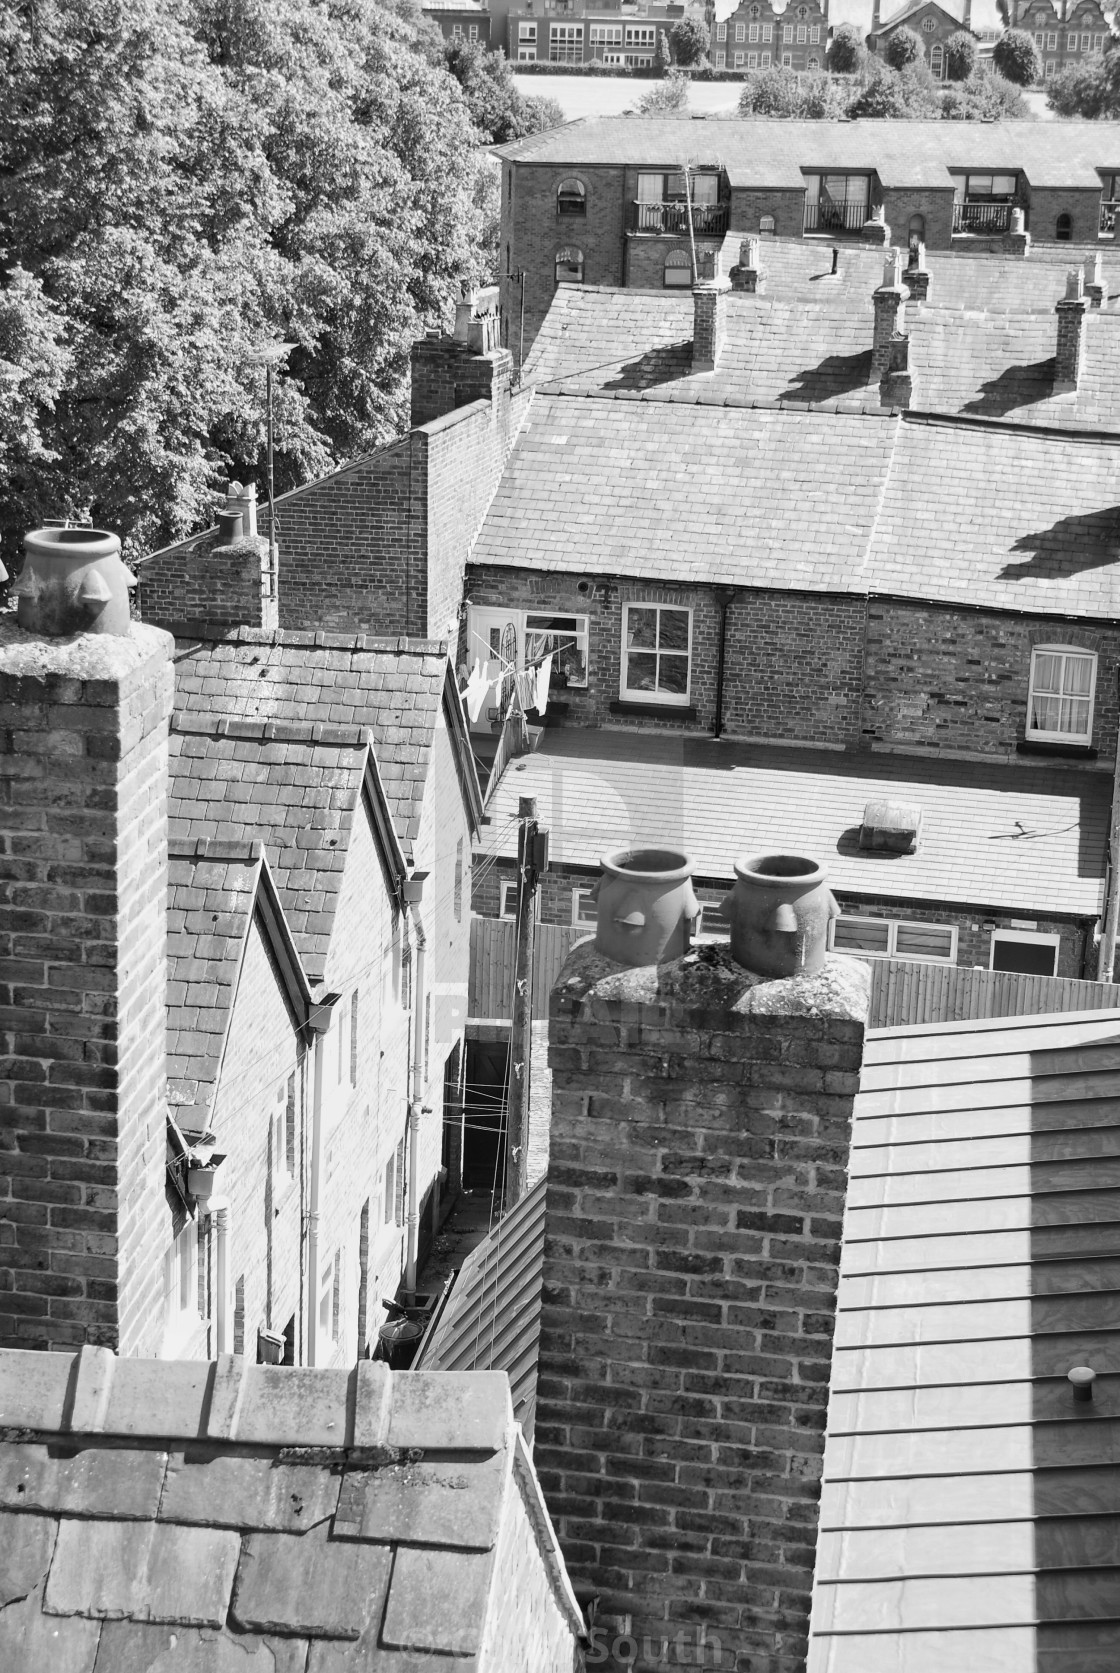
[[483, 731, 1107, 918]]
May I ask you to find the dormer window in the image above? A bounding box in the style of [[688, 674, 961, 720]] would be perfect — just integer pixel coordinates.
[[557, 178, 586, 217], [1027, 647, 1096, 744]]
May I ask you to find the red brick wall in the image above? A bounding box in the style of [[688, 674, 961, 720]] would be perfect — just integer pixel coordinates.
[[880, 187, 955, 252], [139, 536, 273, 634], [1028, 187, 1103, 246], [729, 188, 808, 240], [625, 236, 723, 290], [0, 623, 174, 1357], [537, 947, 869, 1670]]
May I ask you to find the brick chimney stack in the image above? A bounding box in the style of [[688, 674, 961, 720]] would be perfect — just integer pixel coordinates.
[[1085, 250, 1105, 310], [872, 247, 910, 387], [904, 239, 930, 304], [537, 941, 870, 1668], [730, 237, 762, 294], [139, 482, 276, 634], [692, 249, 731, 373], [0, 527, 174, 1356], [410, 283, 514, 429], [1055, 266, 1088, 393]]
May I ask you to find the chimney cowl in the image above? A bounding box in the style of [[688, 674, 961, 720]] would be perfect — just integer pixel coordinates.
[[14, 527, 136, 639], [213, 508, 245, 549]]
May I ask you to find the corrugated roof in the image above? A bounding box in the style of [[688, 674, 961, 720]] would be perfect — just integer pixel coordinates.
[[809, 1006, 1120, 1671], [484, 730, 1107, 918], [0, 1346, 582, 1670], [497, 117, 1120, 190], [416, 1179, 547, 1441]]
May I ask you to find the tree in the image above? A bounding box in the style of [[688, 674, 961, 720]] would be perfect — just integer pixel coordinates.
[[828, 22, 864, 73], [993, 27, 1043, 84], [0, 0, 499, 565], [738, 65, 849, 116], [940, 69, 1030, 117], [633, 66, 690, 111], [654, 29, 672, 73], [1046, 53, 1117, 115], [669, 15, 710, 66], [944, 29, 978, 79], [441, 38, 566, 144], [848, 62, 941, 116], [884, 25, 923, 69]]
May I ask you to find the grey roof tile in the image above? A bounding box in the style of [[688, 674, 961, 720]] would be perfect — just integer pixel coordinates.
[[158, 1448, 341, 1532], [385, 1371, 513, 1453], [231, 1521, 393, 1639], [44, 1519, 240, 1625], [92, 1620, 311, 1673], [0, 1511, 55, 1606], [381, 1547, 492, 1656], [0, 1587, 100, 1673], [338, 1448, 506, 1551], [0, 1444, 167, 1521]]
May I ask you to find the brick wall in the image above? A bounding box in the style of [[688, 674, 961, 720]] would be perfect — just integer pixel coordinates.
[[537, 942, 870, 1669], [501, 163, 629, 366], [0, 621, 174, 1357], [625, 236, 723, 290], [209, 913, 305, 1362], [139, 535, 273, 635], [879, 188, 955, 252], [728, 189, 807, 241], [1029, 187, 1103, 246], [482, 1445, 585, 1673]]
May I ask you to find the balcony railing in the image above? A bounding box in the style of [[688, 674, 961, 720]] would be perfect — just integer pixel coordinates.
[[803, 200, 870, 234], [952, 200, 1013, 236], [630, 200, 729, 237], [1100, 199, 1120, 236]]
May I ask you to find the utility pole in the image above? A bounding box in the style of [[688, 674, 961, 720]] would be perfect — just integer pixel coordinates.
[[504, 796, 548, 1207], [1098, 667, 1120, 981]]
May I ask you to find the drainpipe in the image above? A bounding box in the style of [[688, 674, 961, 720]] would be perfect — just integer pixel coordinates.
[[711, 588, 738, 740], [1097, 666, 1120, 981], [304, 994, 339, 1366], [402, 873, 430, 1299], [201, 1199, 231, 1354]]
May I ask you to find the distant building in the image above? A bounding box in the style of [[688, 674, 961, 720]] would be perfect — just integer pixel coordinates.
[[506, 0, 702, 65], [712, 0, 829, 71], [868, 0, 978, 78], [1009, 0, 1111, 80], [422, 0, 493, 45]]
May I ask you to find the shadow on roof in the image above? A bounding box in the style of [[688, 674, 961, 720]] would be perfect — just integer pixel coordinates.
[[1000, 505, 1120, 583], [600, 342, 692, 392], [959, 358, 1056, 419], [777, 349, 873, 405]]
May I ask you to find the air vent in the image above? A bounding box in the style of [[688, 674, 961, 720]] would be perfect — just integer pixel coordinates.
[[859, 798, 922, 855]]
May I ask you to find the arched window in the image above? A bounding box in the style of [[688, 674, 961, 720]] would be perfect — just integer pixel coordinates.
[[908, 213, 926, 243], [556, 178, 586, 217], [807, 54, 819, 66], [664, 249, 692, 288], [1056, 211, 1073, 241], [555, 247, 584, 286], [759, 213, 776, 236], [929, 42, 944, 76]]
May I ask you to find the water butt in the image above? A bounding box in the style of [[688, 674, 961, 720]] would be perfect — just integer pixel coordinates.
[[593, 846, 699, 967], [722, 852, 838, 979]]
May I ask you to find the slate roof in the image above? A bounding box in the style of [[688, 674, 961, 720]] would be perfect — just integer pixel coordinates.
[[416, 1178, 547, 1442], [169, 723, 367, 982], [474, 394, 896, 590], [809, 1006, 1120, 1671], [0, 1345, 583, 1672], [173, 631, 458, 856], [484, 730, 1108, 917], [497, 117, 1120, 191], [523, 281, 1120, 428], [473, 389, 1120, 618]]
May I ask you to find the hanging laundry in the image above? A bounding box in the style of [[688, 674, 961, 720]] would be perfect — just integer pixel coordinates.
[[463, 660, 491, 724], [533, 652, 553, 716], [515, 669, 536, 713]]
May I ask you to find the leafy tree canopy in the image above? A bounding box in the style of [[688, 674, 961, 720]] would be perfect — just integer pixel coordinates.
[[849, 60, 941, 116], [884, 25, 923, 69], [632, 65, 690, 110], [1046, 51, 1119, 116], [654, 28, 672, 72], [0, 0, 516, 563], [944, 29, 977, 79], [441, 38, 565, 142], [992, 26, 1042, 84], [738, 65, 849, 116], [827, 21, 864, 73], [669, 14, 709, 66]]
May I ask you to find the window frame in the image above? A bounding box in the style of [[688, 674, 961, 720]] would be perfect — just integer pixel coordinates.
[[556, 177, 586, 217], [571, 886, 598, 928], [500, 879, 541, 921], [829, 914, 959, 964], [664, 249, 693, 288], [554, 245, 584, 286], [989, 928, 1060, 976], [1027, 645, 1097, 745], [619, 602, 693, 707]]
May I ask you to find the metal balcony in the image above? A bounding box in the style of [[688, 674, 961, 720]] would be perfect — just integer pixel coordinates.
[[952, 201, 1013, 235], [803, 200, 870, 234], [630, 201, 729, 237], [1100, 199, 1120, 236]]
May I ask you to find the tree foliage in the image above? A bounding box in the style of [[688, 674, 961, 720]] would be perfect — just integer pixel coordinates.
[[654, 28, 672, 73], [884, 25, 923, 69], [827, 22, 864, 73], [944, 29, 977, 79], [1046, 52, 1118, 115], [849, 60, 941, 116], [941, 69, 1028, 117], [993, 27, 1042, 84], [668, 15, 709, 66], [737, 65, 849, 116], [633, 65, 690, 110], [0, 0, 507, 564], [441, 38, 565, 142]]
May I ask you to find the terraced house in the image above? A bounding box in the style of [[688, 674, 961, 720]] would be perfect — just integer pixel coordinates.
[[497, 118, 1120, 364], [1008, 0, 1111, 79]]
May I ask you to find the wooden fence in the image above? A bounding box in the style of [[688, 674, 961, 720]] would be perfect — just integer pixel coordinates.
[[468, 915, 1120, 1029]]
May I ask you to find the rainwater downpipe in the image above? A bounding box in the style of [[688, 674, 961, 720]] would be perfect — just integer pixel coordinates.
[[202, 1199, 231, 1354], [404, 881, 428, 1299], [712, 588, 738, 740], [304, 996, 339, 1366]]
